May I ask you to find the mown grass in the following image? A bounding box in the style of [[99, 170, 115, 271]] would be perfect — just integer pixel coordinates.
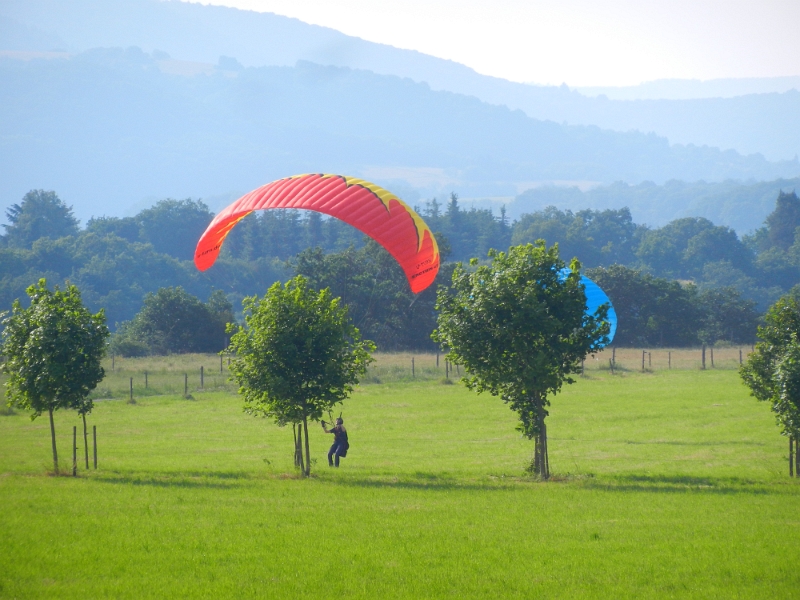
[[1, 364, 798, 598]]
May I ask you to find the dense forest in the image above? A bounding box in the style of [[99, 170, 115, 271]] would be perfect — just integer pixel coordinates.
[[3, 188, 800, 351]]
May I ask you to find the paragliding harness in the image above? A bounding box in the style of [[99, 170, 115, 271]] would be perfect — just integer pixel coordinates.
[[322, 411, 349, 464]]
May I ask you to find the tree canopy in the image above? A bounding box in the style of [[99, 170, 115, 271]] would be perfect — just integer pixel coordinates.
[[740, 296, 800, 443], [3, 190, 79, 249], [110, 287, 233, 355]]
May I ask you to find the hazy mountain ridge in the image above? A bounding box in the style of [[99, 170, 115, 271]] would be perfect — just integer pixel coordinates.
[[2, 48, 797, 223], [577, 77, 800, 101], [509, 178, 800, 234], [2, 0, 799, 162]]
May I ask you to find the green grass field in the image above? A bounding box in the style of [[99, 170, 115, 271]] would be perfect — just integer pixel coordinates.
[[1, 357, 798, 598]]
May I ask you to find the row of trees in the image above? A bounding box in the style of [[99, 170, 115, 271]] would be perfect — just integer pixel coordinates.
[[5, 263, 800, 481]]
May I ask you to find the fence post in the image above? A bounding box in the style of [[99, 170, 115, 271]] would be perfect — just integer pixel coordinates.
[[184, 373, 188, 396], [412, 356, 415, 378], [739, 348, 743, 365], [200, 366, 204, 389], [129, 377, 134, 403], [668, 351, 671, 369], [648, 352, 652, 368], [112, 354, 115, 371], [220, 354, 223, 373], [642, 350, 646, 372], [436, 352, 439, 368], [701, 345, 706, 370], [145, 371, 148, 388], [93, 425, 97, 469]]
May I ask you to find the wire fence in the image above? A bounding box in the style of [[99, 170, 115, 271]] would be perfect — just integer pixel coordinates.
[[0, 345, 755, 405]]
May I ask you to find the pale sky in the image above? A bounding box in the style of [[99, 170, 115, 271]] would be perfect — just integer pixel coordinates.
[[184, 0, 800, 87]]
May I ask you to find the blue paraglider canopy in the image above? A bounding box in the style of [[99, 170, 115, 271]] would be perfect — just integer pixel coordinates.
[[559, 269, 617, 346]]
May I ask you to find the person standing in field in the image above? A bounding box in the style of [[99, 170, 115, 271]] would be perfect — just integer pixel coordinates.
[[322, 417, 349, 467]]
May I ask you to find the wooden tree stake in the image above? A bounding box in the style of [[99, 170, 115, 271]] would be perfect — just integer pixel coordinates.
[[72, 426, 77, 477], [82, 414, 89, 469], [93, 425, 97, 469]]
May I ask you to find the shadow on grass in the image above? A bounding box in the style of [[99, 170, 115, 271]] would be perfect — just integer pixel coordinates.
[[622, 440, 767, 447], [583, 473, 786, 496], [93, 469, 267, 490], [86, 469, 794, 496]]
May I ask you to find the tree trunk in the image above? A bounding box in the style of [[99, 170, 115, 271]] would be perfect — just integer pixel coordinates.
[[293, 424, 298, 467], [82, 413, 89, 469], [293, 424, 304, 470], [297, 431, 305, 474], [302, 415, 311, 477], [542, 420, 550, 479], [796, 436, 800, 479], [537, 401, 550, 480], [48, 408, 58, 474]]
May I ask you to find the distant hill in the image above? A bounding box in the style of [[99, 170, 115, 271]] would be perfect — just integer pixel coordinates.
[[509, 178, 800, 234], [2, 0, 799, 161], [577, 77, 800, 101], [1, 49, 798, 222]]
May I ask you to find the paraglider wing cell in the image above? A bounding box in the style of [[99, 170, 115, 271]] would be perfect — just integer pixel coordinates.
[[194, 174, 440, 293], [558, 268, 617, 345]]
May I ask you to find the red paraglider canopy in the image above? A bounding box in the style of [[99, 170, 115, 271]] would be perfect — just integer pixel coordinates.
[[194, 174, 440, 293]]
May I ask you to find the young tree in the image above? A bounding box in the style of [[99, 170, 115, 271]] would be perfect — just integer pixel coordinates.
[[227, 276, 374, 476], [433, 243, 609, 478], [1, 279, 108, 473], [740, 296, 800, 474]]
